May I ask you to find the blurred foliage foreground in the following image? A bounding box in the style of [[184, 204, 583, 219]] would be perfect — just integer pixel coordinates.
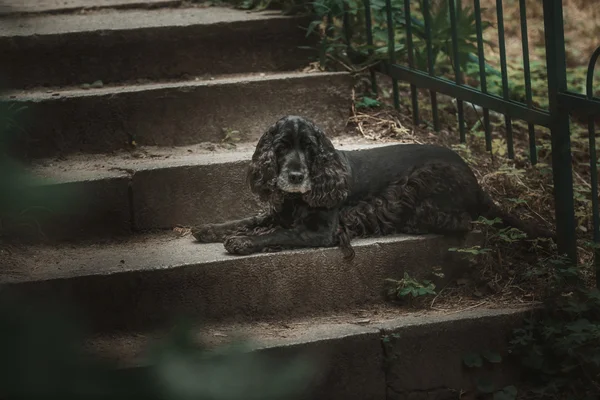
[[0, 292, 317, 400], [0, 104, 318, 398]]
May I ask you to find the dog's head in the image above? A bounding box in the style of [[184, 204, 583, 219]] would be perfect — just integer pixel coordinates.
[[247, 115, 349, 208]]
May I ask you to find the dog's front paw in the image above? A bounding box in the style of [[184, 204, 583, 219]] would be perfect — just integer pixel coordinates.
[[191, 224, 223, 243], [224, 236, 256, 255]]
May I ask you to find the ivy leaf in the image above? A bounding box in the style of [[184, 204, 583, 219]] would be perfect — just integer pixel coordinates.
[[482, 350, 502, 363], [566, 318, 594, 333], [462, 352, 483, 368], [563, 301, 589, 315], [306, 19, 322, 37], [356, 96, 381, 109], [476, 377, 495, 394], [493, 386, 518, 400]]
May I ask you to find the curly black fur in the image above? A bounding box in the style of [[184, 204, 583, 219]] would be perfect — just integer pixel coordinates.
[[192, 115, 555, 258], [246, 116, 349, 210]]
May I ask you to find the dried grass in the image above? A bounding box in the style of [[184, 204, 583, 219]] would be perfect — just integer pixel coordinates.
[[479, 0, 600, 66]]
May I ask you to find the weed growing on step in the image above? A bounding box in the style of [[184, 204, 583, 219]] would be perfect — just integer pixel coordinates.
[[221, 127, 245, 147], [384, 272, 436, 306], [355, 95, 381, 110]]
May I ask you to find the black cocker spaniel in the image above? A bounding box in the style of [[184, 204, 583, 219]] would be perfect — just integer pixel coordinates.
[[192, 115, 554, 258]]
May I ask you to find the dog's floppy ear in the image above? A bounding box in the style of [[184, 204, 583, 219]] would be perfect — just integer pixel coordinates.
[[302, 123, 349, 208], [247, 119, 283, 205]]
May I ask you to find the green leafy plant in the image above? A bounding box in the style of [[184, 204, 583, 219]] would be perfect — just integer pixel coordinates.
[[495, 248, 600, 399], [411, 0, 493, 75], [297, 0, 496, 77], [463, 350, 503, 368], [463, 351, 485, 368], [0, 292, 317, 400], [493, 385, 518, 400], [462, 351, 517, 399], [221, 127, 244, 145], [509, 290, 600, 397], [355, 95, 381, 109], [385, 272, 437, 300]]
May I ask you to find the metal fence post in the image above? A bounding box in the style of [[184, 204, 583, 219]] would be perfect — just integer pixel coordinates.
[[542, 0, 577, 262]]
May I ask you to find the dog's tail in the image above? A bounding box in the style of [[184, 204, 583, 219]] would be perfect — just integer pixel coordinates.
[[479, 190, 556, 241]]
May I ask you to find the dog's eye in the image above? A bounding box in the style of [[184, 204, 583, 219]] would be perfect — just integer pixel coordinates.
[[298, 136, 315, 149], [275, 145, 287, 155]]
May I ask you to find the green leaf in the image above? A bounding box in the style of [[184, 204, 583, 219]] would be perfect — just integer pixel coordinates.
[[306, 19, 322, 37], [493, 386, 518, 400], [356, 96, 381, 109], [462, 352, 483, 368], [476, 377, 495, 394], [482, 350, 503, 363], [566, 318, 594, 333]]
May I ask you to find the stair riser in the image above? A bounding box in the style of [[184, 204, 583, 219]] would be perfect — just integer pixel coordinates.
[[133, 159, 265, 231], [0, 17, 315, 89], [6, 73, 351, 159], [8, 234, 480, 332], [0, 0, 182, 16], [381, 312, 524, 397], [258, 330, 386, 400], [0, 176, 133, 242], [94, 309, 528, 400], [2, 159, 264, 243], [270, 310, 525, 400], [5, 144, 391, 244]]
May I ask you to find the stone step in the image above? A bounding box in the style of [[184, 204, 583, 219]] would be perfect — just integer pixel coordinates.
[[84, 307, 528, 400], [1, 230, 480, 332], [0, 6, 316, 89], [0, 0, 181, 16], [3, 72, 351, 159], [3, 139, 382, 243]]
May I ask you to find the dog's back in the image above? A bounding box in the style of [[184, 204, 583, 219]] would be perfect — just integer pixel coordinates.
[[340, 143, 475, 201], [338, 142, 554, 241]]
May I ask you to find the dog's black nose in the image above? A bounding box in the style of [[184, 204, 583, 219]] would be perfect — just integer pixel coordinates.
[[288, 172, 304, 184]]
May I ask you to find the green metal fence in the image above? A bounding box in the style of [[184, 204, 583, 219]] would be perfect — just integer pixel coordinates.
[[355, 0, 600, 274]]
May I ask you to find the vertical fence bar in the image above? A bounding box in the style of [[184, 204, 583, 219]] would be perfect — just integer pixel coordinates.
[[363, 0, 378, 95], [404, 0, 419, 124], [448, 0, 466, 143], [474, 0, 492, 151], [519, 0, 538, 165], [342, 2, 353, 50], [423, 0, 440, 131], [586, 47, 600, 287], [543, 0, 577, 262], [496, 0, 515, 159], [385, 0, 400, 109]]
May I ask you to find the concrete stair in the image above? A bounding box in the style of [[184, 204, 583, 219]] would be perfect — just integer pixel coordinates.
[[82, 308, 528, 400], [3, 230, 482, 332], [0, 0, 182, 15], [0, 2, 529, 399], [3, 72, 351, 158], [0, 5, 316, 88], [5, 141, 388, 242]]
